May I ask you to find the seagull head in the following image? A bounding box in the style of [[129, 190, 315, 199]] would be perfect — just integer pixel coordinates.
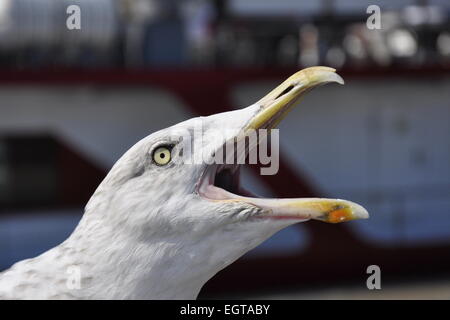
[[81, 66, 368, 298]]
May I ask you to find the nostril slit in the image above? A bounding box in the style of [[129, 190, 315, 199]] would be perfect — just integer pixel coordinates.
[[275, 85, 294, 100]]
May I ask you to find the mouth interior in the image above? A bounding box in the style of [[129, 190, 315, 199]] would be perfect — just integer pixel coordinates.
[[207, 159, 259, 199], [214, 169, 237, 193], [213, 164, 258, 197]]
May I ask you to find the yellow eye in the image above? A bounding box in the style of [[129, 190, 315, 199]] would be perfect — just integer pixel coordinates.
[[153, 147, 171, 165]]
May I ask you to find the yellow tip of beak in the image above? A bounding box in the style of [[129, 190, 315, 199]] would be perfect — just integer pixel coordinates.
[[313, 200, 369, 223]]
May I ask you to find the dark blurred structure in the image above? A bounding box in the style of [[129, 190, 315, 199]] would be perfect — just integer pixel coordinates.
[[0, 0, 450, 299], [0, 0, 448, 69]]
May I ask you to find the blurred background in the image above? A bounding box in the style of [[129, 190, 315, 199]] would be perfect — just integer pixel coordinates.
[[0, 0, 449, 299]]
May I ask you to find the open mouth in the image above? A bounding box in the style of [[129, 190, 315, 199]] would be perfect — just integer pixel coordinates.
[[214, 166, 242, 195], [198, 67, 369, 224], [198, 163, 245, 200], [202, 164, 251, 199]]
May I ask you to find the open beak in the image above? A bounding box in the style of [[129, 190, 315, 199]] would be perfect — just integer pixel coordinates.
[[200, 66, 369, 223]]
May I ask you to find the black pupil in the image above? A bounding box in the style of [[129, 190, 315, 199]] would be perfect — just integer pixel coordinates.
[[160, 152, 165, 159]]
